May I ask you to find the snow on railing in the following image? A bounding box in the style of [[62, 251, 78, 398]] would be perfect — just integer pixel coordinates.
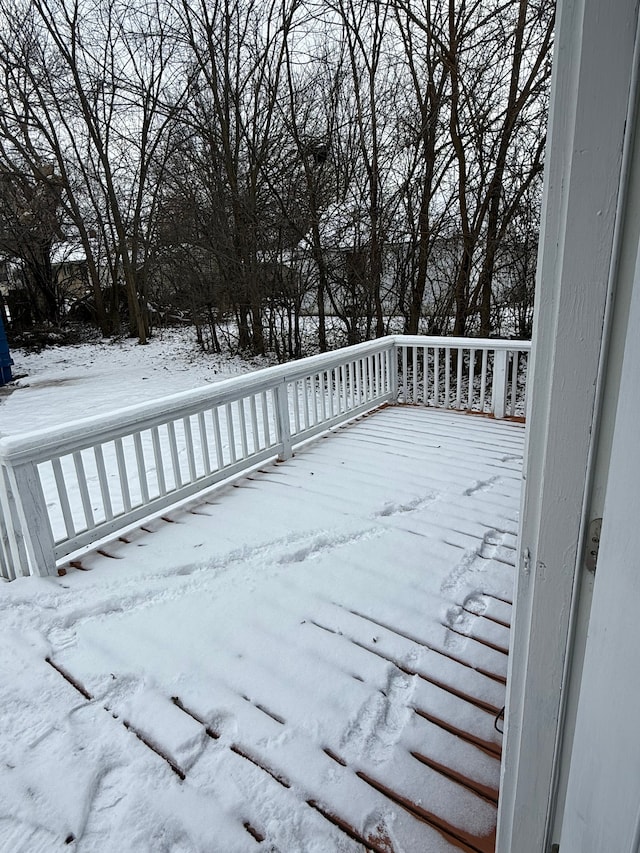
[[0, 335, 529, 580]]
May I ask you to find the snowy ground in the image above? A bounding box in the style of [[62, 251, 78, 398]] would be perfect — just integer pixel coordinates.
[[0, 328, 267, 436], [0, 334, 524, 853]]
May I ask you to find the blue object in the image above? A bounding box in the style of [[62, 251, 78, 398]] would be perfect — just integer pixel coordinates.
[[0, 312, 13, 386]]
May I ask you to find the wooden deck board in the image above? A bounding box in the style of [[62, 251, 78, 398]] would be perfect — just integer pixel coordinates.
[[49, 406, 524, 852]]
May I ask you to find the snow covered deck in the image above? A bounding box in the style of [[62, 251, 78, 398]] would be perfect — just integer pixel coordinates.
[[0, 406, 524, 853]]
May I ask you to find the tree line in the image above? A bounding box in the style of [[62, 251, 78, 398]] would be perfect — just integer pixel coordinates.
[[0, 0, 553, 355]]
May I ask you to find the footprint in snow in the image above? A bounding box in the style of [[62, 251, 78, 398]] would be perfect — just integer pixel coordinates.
[[375, 492, 437, 518], [340, 669, 415, 764]]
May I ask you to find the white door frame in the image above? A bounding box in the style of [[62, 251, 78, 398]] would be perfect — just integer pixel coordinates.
[[496, 1, 640, 851], [558, 139, 640, 851]]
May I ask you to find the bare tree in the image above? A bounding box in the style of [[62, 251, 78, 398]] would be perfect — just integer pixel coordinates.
[[172, 0, 303, 355], [444, 0, 553, 335], [0, 0, 110, 332], [0, 0, 188, 342], [334, 0, 391, 339], [278, 32, 346, 352], [390, 0, 552, 337], [392, 0, 455, 333]]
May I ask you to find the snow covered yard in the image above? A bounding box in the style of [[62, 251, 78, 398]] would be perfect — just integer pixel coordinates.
[[0, 386, 524, 852], [0, 329, 264, 436]]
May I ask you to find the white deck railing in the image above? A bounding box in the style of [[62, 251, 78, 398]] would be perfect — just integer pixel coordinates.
[[0, 335, 530, 580], [396, 336, 530, 419]]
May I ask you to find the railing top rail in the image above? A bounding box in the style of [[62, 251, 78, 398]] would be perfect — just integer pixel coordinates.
[[0, 336, 396, 465], [394, 335, 532, 351], [0, 334, 531, 465]]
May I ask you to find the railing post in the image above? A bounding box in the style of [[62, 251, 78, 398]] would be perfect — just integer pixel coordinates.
[[6, 461, 56, 577], [389, 342, 399, 402], [492, 349, 509, 419], [0, 465, 28, 579], [275, 380, 293, 461]]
